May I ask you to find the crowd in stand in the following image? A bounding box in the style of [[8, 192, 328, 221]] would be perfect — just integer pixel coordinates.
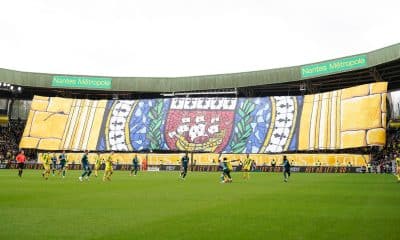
[[371, 127, 400, 173], [0, 119, 35, 163]]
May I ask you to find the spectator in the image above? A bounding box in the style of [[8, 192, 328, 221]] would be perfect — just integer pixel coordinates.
[[251, 160, 256, 171], [0, 119, 35, 161], [271, 159, 276, 167]]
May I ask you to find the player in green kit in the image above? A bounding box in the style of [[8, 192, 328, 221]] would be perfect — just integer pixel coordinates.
[[282, 155, 291, 182], [130, 154, 139, 176], [180, 152, 189, 179], [79, 150, 92, 182], [221, 157, 234, 183], [51, 153, 57, 176], [58, 150, 68, 178]]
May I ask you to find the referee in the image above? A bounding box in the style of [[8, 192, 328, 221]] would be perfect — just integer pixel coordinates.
[[16, 150, 26, 178]]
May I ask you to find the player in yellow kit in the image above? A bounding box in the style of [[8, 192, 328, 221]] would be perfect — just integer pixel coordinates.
[[103, 151, 114, 181], [94, 153, 103, 177], [242, 154, 252, 180], [41, 152, 51, 180]]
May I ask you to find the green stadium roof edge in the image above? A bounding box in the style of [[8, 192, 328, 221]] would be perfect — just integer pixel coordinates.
[[0, 42, 399, 93]]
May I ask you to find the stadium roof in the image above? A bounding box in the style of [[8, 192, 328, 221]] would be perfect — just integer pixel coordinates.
[[0, 43, 399, 98]]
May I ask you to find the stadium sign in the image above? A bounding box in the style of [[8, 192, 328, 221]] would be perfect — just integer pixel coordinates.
[[52, 76, 112, 89], [301, 55, 367, 78], [2, 163, 363, 173]]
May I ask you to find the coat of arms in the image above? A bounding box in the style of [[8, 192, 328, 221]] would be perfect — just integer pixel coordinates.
[[165, 98, 237, 153]]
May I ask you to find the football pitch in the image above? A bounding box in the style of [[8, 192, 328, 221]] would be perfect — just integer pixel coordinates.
[[0, 170, 399, 240]]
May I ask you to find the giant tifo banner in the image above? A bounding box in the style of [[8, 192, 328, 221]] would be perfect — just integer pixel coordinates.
[[20, 82, 387, 152]]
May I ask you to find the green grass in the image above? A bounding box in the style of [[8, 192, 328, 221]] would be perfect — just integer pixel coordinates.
[[0, 170, 399, 240]]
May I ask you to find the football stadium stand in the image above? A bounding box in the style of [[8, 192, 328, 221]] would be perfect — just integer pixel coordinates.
[[1, 43, 400, 171]]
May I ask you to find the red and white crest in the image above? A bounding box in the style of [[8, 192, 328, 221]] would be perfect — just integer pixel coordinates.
[[165, 98, 237, 153]]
